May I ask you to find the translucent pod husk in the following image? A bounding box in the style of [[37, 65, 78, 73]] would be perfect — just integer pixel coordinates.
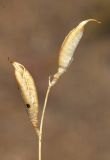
[[58, 19, 100, 72], [12, 62, 39, 133], [50, 19, 100, 86]]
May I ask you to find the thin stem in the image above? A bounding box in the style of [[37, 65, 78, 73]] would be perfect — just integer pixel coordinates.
[[38, 83, 52, 160]]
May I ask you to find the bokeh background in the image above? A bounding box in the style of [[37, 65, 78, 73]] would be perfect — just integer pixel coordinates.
[[0, 0, 110, 160]]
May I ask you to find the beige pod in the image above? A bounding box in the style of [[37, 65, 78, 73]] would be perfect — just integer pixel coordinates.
[[58, 19, 100, 74], [12, 62, 39, 130]]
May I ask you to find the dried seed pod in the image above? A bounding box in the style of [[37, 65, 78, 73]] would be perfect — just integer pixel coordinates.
[[50, 19, 100, 86], [12, 62, 39, 132], [58, 19, 100, 73]]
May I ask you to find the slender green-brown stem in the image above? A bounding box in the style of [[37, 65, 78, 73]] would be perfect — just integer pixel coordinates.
[[38, 82, 52, 160]]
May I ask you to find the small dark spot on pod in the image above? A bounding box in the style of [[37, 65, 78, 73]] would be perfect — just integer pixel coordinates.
[[26, 104, 30, 108]]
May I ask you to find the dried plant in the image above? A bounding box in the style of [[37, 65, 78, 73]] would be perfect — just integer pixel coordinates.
[[11, 19, 100, 160]]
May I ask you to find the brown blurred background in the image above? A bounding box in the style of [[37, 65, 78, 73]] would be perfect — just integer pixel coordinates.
[[0, 0, 110, 160]]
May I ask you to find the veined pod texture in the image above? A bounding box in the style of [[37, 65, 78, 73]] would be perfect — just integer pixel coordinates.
[[58, 19, 100, 74], [51, 19, 100, 86], [12, 62, 39, 130]]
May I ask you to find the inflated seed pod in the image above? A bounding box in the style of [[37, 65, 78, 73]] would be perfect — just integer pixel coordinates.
[[58, 19, 100, 73], [50, 19, 100, 86], [12, 62, 39, 133]]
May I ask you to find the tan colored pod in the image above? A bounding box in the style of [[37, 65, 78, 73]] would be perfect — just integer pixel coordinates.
[[50, 19, 100, 86], [58, 19, 100, 73], [12, 62, 39, 129]]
